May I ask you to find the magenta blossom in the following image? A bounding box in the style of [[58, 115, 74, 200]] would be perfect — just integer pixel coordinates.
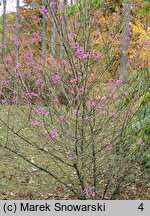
[[46, 129, 58, 141], [65, 150, 71, 155], [1, 99, 8, 104], [39, 6, 50, 18], [32, 32, 41, 43], [68, 157, 74, 161], [70, 76, 81, 84], [50, 0, 56, 7], [109, 79, 122, 88], [106, 143, 113, 151], [26, 92, 39, 98], [24, 52, 31, 59], [51, 74, 61, 84], [31, 120, 40, 128], [137, 139, 144, 147], [35, 108, 49, 117], [124, 91, 130, 97], [134, 93, 139, 101], [97, 96, 107, 101], [73, 109, 81, 116], [35, 78, 43, 89], [76, 87, 84, 94], [52, 98, 60, 105], [59, 115, 66, 121], [95, 103, 102, 109], [87, 100, 96, 108], [75, 47, 89, 60], [92, 52, 102, 60]]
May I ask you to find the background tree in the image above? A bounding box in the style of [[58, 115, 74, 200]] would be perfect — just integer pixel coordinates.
[[51, 0, 57, 57], [42, 0, 48, 58], [120, 0, 131, 83], [60, 0, 67, 59], [16, 0, 20, 63], [1, 0, 7, 60]]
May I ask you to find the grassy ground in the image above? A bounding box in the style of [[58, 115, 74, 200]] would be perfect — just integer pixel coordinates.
[[0, 105, 149, 200]]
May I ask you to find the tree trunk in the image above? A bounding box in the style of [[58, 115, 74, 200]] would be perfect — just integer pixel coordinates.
[[60, 0, 67, 59], [2, 0, 7, 60], [42, 0, 47, 58], [120, 0, 131, 83], [51, 2, 57, 57], [16, 0, 20, 63]]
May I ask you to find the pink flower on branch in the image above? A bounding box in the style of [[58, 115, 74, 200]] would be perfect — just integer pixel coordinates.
[[97, 96, 107, 101], [134, 93, 139, 101], [1, 99, 8, 104], [51, 74, 61, 84], [39, 6, 50, 18], [106, 143, 113, 151], [137, 139, 144, 147], [35, 108, 49, 117], [109, 79, 123, 88], [32, 32, 41, 43], [124, 91, 130, 97], [59, 115, 66, 121], [50, 0, 56, 7], [31, 120, 40, 128], [87, 100, 96, 108], [52, 98, 60, 105], [73, 109, 81, 116], [70, 76, 81, 84], [26, 92, 40, 98], [46, 129, 58, 142], [92, 52, 102, 60]]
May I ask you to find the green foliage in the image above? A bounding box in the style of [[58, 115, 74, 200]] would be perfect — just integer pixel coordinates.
[[137, 0, 150, 18]]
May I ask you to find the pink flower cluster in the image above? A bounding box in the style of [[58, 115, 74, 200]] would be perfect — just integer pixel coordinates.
[[46, 129, 58, 141], [65, 150, 74, 161], [26, 92, 40, 98], [35, 107, 49, 117], [32, 32, 41, 43], [87, 100, 96, 108], [71, 42, 89, 60], [52, 98, 60, 105], [31, 120, 40, 128], [137, 139, 144, 147], [15, 23, 22, 30], [109, 79, 123, 88], [24, 52, 31, 59], [39, 6, 50, 18], [1, 99, 8, 104], [70, 76, 81, 84], [70, 34, 102, 60], [92, 52, 102, 60], [31, 15, 42, 23], [71, 87, 84, 95], [35, 78, 44, 89], [73, 109, 81, 116], [50, 0, 56, 7], [51, 74, 61, 84], [68, 33, 77, 41], [134, 93, 139, 101], [124, 91, 130, 97], [82, 187, 97, 198], [59, 115, 66, 121], [106, 143, 113, 151], [97, 96, 107, 101], [76, 47, 89, 60]]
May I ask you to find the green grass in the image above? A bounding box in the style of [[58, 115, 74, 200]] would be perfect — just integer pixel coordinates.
[[0, 105, 149, 199], [0, 105, 73, 199]]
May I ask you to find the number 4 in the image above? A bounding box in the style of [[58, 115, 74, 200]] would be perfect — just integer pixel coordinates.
[[138, 203, 144, 211]]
